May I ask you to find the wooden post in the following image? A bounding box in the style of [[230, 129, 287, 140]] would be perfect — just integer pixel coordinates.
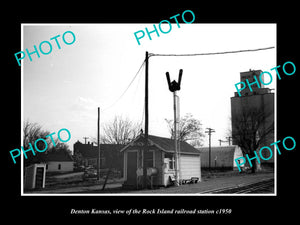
[[143, 51, 149, 189], [97, 107, 100, 181], [83, 137, 89, 144], [205, 128, 215, 171], [173, 91, 179, 186]]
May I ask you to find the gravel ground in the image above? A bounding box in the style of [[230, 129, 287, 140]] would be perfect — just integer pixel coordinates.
[[127, 171, 274, 194], [26, 170, 274, 194]]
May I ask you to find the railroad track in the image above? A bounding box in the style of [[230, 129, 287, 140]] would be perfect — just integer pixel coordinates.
[[200, 178, 274, 194]]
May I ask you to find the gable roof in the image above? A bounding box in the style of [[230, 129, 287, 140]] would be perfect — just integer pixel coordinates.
[[45, 150, 73, 162], [121, 134, 200, 155]]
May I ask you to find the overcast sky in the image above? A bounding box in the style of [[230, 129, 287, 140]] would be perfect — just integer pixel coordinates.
[[22, 23, 276, 150]]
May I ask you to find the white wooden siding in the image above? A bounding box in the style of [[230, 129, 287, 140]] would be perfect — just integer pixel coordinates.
[[47, 161, 73, 172], [179, 155, 201, 180]]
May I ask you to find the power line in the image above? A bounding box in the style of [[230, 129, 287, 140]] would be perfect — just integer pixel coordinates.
[[150, 46, 275, 57], [131, 63, 145, 130], [103, 59, 145, 111], [102, 46, 274, 112], [139, 100, 145, 129]]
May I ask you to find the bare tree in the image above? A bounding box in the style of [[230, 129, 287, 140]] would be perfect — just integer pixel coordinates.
[[89, 116, 140, 189], [23, 120, 65, 166], [24, 120, 46, 149], [101, 115, 141, 145], [23, 120, 50, 166], [23, 120, 61, 149], [231, 107, 274, 173], [165, 113, 205, 147]]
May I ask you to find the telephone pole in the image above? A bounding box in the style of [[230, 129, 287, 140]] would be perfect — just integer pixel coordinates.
[[205, 128, 215, 171], [218, 139, 226, 146], [226, 136, 232, 145], [97, 107, 100, 181], [143, 51, 149, 189], [83, 137, 89, 144]]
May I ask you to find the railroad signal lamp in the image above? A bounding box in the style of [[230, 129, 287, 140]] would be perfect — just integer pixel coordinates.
[[166, 69, 183, 92]]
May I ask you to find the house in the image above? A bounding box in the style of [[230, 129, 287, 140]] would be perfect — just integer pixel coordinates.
[[120, 134, 201, 189], [73, 141, 124, 174], [197, 145, 244, 170], [22, 146, 74, 173], [45, 150, 74, 172]]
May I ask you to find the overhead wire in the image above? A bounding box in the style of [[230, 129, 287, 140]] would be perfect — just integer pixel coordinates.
[[143, 46, 275, 131], [149, 46, 275, 57], [133, 64, 146, 130], [102, 59, 145, 112], [102, 46, 275, 119], [140, 101, 145, 130]]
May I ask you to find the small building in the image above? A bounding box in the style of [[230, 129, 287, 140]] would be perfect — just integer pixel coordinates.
[[197, 145, 244, 170], [121, 134, 201, 188], [46, 151, 74, 172], [24, 163, 46, 189]]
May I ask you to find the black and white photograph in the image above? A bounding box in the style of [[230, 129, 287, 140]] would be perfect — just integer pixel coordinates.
[[21, 23, 276, 195], [4, 4, 298, 221]]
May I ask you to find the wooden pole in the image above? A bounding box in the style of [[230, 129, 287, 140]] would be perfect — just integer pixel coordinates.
[[97, 107, 100, 181], [177, 94, 181, 184], [209, 131, 211, 170], [143, 51, 149, 189], [205, 128, 215, 171], [83, 137, 89, 144], [173, 91, 179, 186]]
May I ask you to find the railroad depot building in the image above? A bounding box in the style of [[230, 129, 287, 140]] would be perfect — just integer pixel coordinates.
[[197, 145, 244, 170], [120, 134, 201, 188]]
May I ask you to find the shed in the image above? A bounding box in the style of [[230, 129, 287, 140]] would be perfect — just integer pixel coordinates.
[[24, 163, 46, 190], [197, 145, 243, 170], [120, 134, 201, 188]]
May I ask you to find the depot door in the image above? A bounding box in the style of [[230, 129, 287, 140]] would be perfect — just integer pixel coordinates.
[[127, 152, 137, 185]]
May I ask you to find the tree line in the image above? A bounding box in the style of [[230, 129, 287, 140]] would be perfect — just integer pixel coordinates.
[[23, 120, 71, 167]]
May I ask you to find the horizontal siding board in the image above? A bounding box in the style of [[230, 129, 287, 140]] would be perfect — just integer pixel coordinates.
[[179, 155, 201, 180]]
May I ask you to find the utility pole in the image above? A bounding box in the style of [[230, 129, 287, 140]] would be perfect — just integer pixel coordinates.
[[205, 128, 215, 171], [226, 136, 232, 145], [173, 91, 179, 186], [143, 51, 149, 189], [97, 107, 100, 181], [83, 137, 89, 144], [218, 139, 224, 146], [166, 69, 183, 186]]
